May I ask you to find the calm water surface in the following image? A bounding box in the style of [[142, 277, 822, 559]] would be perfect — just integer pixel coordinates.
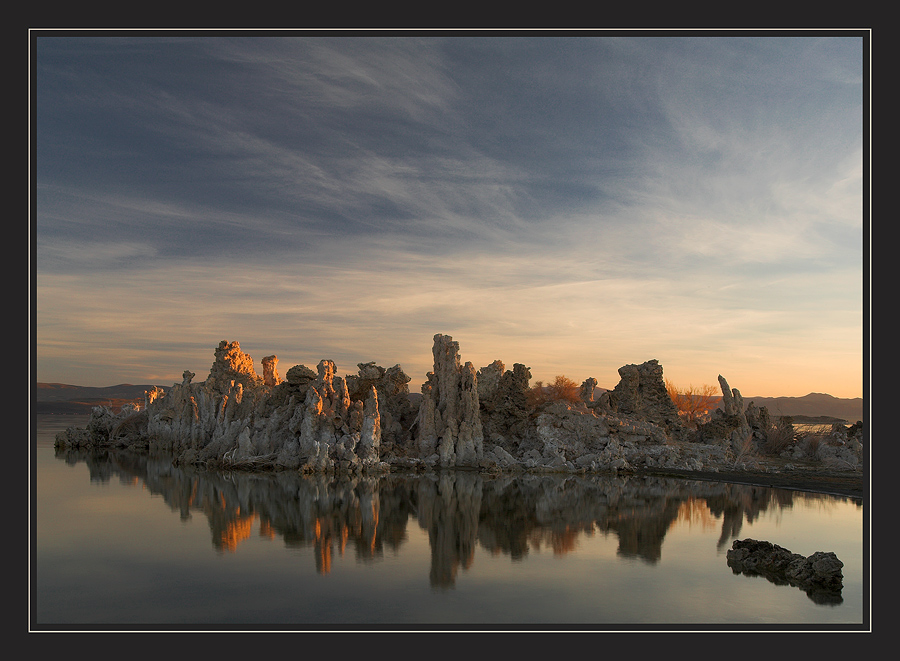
[[32, 415, 866, 630]]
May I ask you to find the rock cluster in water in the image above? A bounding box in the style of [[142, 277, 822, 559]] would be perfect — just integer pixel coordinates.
[[54, 333, 863, 477], [726, 538, 845, 604]]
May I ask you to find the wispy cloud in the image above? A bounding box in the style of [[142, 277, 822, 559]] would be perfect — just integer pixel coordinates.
[[33, 33, 866, 397]]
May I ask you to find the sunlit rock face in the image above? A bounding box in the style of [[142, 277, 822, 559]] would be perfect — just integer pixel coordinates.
[[115, 341, 396, 473], [261, 355, 281, 387], [68, 337, 671, 474], [207, 340, 263, 393], [144, 385, 167, 409], [580, 377, 598, 403]]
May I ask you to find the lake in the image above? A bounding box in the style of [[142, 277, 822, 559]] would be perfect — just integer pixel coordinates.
[[31, 414, 867, 631]]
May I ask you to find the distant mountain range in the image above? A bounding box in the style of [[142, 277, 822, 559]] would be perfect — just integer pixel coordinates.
[[585, 387, 862, 423], [713, 392, 864, 424], [35, 382, 864, 423], [34, 383, 170, 414]]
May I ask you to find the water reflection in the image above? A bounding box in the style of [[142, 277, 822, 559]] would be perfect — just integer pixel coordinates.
[[54, 446, 860, 594]]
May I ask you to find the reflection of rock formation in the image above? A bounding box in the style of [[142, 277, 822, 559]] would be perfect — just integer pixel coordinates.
[[56, 448, 856, 589], [606, 492, 685, 563], [704, 485, 799, 550], [416, 472, 483, 588]]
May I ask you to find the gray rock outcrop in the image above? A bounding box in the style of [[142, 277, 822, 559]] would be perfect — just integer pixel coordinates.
[[580, 377, 598, 403], [478, 361, 532, 451], [696, 375, 752, 451], [416, 334, 484, 467], [597, 359, 687, 442], [54, 333, 861, 482], [63, 340, 396, 474]]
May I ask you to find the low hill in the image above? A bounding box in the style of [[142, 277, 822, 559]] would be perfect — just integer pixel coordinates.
[[590, 387, 862, 423], [715, 392, 864, 423], [35, 383, 170, 414]]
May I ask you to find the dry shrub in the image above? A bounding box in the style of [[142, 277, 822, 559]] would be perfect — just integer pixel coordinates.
[[821, 456, 855, 470], [665, 379, 721, 428], [804, 434, 825, 460], [526, 380, 544, 408], [735, 431, 757, 460], [527, 375, 581, 408], [733, 431, 760, 468], [111, 410, 149, 440], [762, 419, 795, 456], [546, 375, 580, 403]]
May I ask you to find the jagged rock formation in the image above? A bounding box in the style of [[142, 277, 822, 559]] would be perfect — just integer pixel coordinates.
[[476, 360, 506, 402], [595, 359, 687, 442], [207, 340, 263, 392], [530, 401, 616, 470], [347, 362, 416, 451], [65, 341, 397, 474], [696, 375, 754, 451], [580, 377, 598, 403], [54, 333, 862, 479], [261, 355, 281, 387], [726, 538, 844, 604], [710, 375, 778, 453], [415, 334, 484, 467], [477, 361, 532, 451]]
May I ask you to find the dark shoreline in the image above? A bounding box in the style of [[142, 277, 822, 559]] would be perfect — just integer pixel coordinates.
[[641, 466, 864, 499], [36, 413, 864, 499]]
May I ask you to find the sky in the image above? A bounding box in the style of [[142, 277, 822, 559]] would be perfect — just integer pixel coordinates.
[[31, 31, 867, 399]]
